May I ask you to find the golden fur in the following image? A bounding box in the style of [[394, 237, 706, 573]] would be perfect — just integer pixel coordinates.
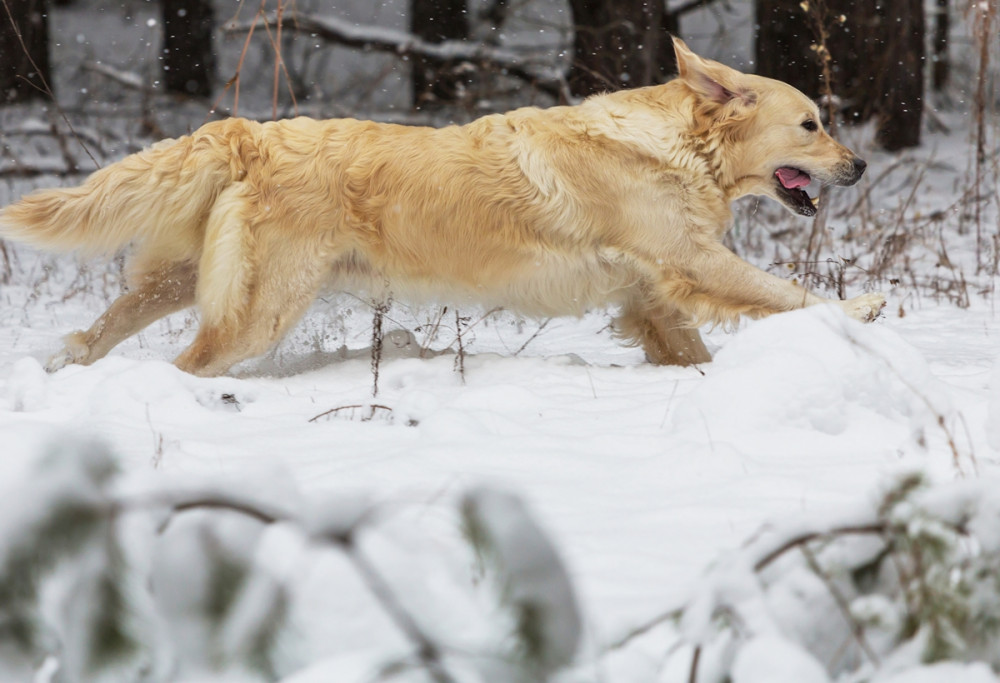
[[0, 40, 885, 377]]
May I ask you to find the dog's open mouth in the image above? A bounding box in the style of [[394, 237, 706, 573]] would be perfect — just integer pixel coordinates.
[[774, 167, 818, 217]]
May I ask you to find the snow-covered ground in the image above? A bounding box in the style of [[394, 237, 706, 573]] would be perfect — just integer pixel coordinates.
[[2, 257, 998, 682], [1, 1, 999, 681], [2, 197, 999, 682]]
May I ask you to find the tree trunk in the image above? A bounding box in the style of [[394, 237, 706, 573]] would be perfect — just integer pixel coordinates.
[[875, 0, 924, 150], [656, 9, 679, 81], [931, 0, 949, 91], [161, 0, 215, 97], [0, 0, 52, 105], [567, 0, 666, 97], [755, 0, 924, 150], [753, 0, 822, 96], [409, 0, 471, 110]]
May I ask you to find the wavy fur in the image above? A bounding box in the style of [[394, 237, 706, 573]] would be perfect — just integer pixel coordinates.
[[0, 39, 885, 376]]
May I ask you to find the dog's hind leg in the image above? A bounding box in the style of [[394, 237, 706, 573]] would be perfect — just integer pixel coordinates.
[[45, 260, 197, 371], [615, 295, 711, 367], [174, 272, 325, 377], [173, 218, 330, 376]]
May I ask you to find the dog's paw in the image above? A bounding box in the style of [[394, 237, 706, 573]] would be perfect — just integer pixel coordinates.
[[44, 351, 72, 373], [44, 332, 90, 373], [840, 293, 887, 323]]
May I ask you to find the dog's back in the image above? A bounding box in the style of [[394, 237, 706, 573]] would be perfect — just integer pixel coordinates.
[[232, 110, 649, 316]]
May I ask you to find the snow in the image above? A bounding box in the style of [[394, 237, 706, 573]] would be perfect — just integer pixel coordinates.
[[673, 304, 947, 443], [989, 357, 1000, 451], [2, 274, 998, 681], [877, 662, 1000, 683], [1, 0, 999, 681], [730, 635, 830, 683], [3, 120, 1000, 678]]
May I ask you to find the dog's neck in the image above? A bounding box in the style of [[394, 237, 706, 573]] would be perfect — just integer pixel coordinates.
[[687, 118, 752, 204], [578, 86, 749, 206]]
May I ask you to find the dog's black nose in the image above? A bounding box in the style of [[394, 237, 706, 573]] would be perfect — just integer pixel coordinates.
[[852, 157, 867, 176]]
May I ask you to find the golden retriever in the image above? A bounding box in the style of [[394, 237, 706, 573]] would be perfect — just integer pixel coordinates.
[[0, 39, 885, 377]]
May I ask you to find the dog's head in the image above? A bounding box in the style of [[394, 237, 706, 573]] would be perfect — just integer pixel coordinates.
[[672, 38, 866, 217]]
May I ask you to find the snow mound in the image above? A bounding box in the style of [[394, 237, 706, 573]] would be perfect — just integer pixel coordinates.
[[988, 355, 1000, 451], [731, 634, 830, 683], [876, 662, 1000, 683], [6, 357, 48, 412], [673, 305, 948, 442]]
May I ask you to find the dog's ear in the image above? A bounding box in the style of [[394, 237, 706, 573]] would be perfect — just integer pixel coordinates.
[[672, 37, 755, 108]]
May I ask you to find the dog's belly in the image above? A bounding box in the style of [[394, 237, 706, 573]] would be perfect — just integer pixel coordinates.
[[327, 247, 637, 317]]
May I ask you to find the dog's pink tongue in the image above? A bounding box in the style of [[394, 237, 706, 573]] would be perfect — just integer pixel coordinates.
[[776, 167, 811, 189]]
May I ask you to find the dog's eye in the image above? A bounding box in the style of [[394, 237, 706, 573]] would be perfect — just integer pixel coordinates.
[[801, 119, 818, 132]]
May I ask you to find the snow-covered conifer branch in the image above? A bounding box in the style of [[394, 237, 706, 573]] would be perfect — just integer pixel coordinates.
[[1, 441, 590, 682], [666, 473, 1000, 682], [462, 487, 583, 680]]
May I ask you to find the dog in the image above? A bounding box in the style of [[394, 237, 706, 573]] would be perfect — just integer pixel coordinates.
[[0, 39, 885, 377]]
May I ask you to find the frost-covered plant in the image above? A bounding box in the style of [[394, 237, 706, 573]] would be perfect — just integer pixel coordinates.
[[675, 472, 1000, 683], [150, 511, 289, 680], [0, 442, 582, 683], [462, 487, 582, 682], [0, 439, 135, 681], [0, 440, 292, 682]]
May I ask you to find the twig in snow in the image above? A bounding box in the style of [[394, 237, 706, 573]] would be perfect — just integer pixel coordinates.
[[0, 240, 12, 283], [514, 318, 551, 356], [145, 404, 165, 469], [454, 309, 466, 383], [308, 403, 393, 423], [687, 645, 701, 683], [370, 297, 391, 398], [418, 306, 449, 358]]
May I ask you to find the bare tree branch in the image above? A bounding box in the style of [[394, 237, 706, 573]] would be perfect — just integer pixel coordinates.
[[224, 11, 568, 100], [0, 163, 87, 178], [670, 0, 722, 18], [82, 61, 148, 92]]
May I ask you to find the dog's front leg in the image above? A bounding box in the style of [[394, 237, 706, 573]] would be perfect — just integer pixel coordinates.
[[661, 243, 885, 324]]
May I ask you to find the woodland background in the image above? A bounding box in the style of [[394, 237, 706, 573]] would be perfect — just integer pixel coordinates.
[[1, 1, 999, 683]]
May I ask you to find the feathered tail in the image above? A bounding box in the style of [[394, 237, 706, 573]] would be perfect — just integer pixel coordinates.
[[0, 119, 257, 260]]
